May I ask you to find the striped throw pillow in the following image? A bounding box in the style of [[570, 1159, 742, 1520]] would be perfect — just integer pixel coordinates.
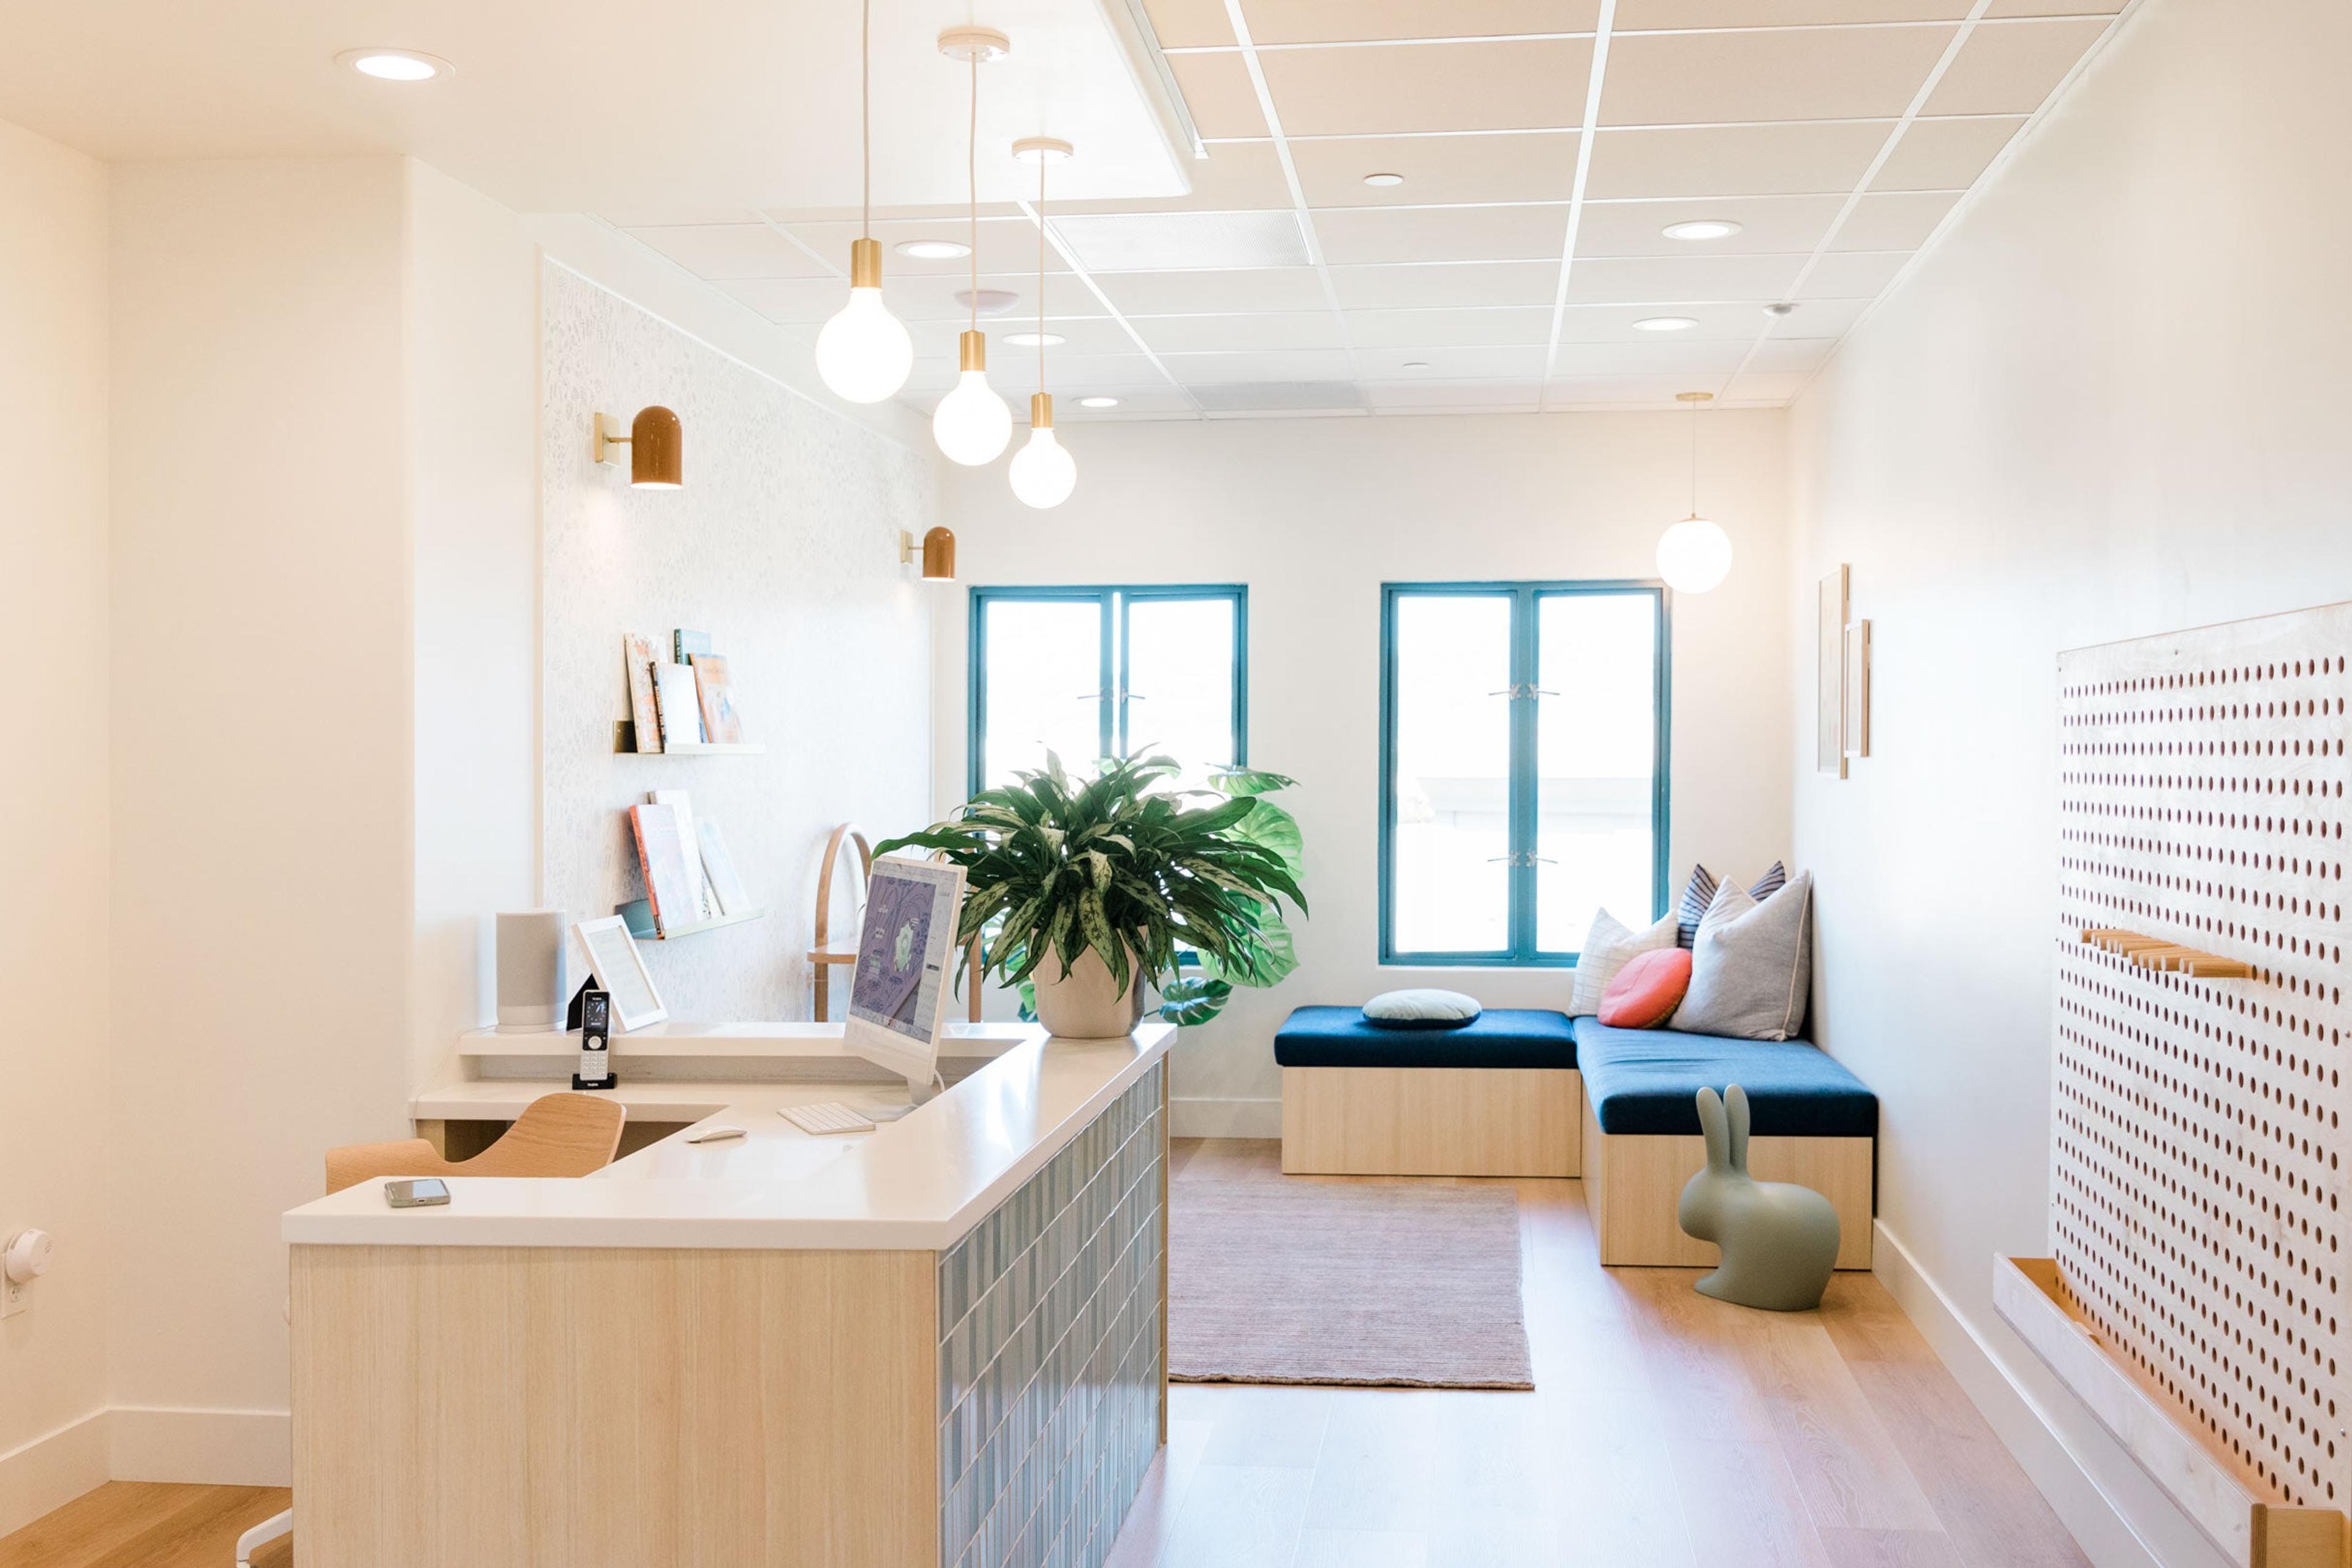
[[1676, 861, 1789, 948]]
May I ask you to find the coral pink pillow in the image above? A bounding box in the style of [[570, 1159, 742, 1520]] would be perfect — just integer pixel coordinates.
[[1598, 948, 1693, 1030]]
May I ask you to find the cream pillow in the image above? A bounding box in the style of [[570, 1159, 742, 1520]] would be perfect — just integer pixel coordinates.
[[1672, 872, 1815, 1041], [1569, 907, 1681, 1016]]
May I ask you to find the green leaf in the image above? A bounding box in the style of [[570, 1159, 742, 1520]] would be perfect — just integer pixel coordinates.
[[1209, 767, 1297, 797], [1156, 974, 1234, 1027], [1076, 889, 1127, 992], [1203, 916, 1297, 989], [1225, 799, 1305, 880]]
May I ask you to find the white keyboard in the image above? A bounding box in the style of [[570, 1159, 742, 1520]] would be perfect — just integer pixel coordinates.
[[778, 1101, 875, 1136]]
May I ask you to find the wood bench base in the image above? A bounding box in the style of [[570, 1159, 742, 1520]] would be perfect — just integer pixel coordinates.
[[1581, 1090, 1874, 1269], [1281, 1066, 1580, 1177]]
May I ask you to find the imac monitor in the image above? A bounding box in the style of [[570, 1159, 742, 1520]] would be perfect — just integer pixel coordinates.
[[845, 856, 968, 1110]]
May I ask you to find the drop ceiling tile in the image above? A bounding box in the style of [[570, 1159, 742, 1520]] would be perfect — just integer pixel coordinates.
[[1329, 260, 1561, 310], [1796, 250, 1909, 297], [1743, 337, 1839, 374], [1617, 0, 1969, 23], [1985, 0, 2123, 13], [1144, 0, 1235, 48], [1054, 142, 1293, 214], [1314, 203, 1568, 265], [786, 217, 1069, 276], [1585, 122, 1890, 197], [910, 317, 1139, 359], [1367, 380, 1545, 411], [1356, 345, 1549, 379], [1830, 189, 1958, 250], [1719, 370, 1812, 401], [1061, 385, 1201, 417], [1348, 307, 1555, 347], [1098, 267, 1330, 314], [1133, 312, 1349, 352], [1601, 25, 1957, 126], [1291, 132, 1580, 208], [1544, 374, 1725, 405], [719, 277, 851, 325], [1555, 299, 1861, 340], [603, 205, 766, 228], [1258, 39, 1594, 135], [1056, 210, 1311, 271], [1575, 194, 1844, 255], [1924, 18, 2111, 116], [1549, 339, 1755, 375], [884, 272, 1108, 322], [1243, 1, 1601, 44], [624, 224, 835, 280], [1169, 349, 1361, 383], [1169, 53, 1268, 138], [760, 202, 1025, 225], [1871, 115, 2024, 189], [1566, 252, 1806, 303]]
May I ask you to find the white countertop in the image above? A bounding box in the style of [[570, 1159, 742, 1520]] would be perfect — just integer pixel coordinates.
[[459, 1019, 1037, 1060], [284, 1023, 1173, 1253]]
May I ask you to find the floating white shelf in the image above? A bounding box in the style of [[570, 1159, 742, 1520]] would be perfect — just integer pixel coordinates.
[[652, 907, 766, 939], [459, 1020, 1038, 1060], [657, 741, 766, 756]]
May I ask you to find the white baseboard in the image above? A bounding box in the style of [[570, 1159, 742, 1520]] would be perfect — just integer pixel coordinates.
[[0, 1409, 109, 1539], [108, 1407, 289, 1488], [1871, 1221, 2233, 1568], [1171, 1095, 1281, 1140]]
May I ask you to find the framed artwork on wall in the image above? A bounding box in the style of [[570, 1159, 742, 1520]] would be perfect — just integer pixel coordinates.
[[1817, 565, 1848, 778], [1844, 619, 1872, 760]]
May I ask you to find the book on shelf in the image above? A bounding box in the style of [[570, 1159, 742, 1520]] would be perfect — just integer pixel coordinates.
[[689, 653, 746, 745], [628, 802, 701, 936], [622, 631, 663, 753], [697, 818, 751, 916], [649, 789, 713, 921], [652, 662, 704, 748], [673, 628, 713, 666]]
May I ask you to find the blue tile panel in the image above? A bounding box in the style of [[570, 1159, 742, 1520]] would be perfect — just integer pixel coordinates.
[[937, 1065, 1166, 1568]]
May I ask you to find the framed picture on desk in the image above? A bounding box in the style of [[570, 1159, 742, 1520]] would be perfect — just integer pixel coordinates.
[[570, 916, 667, 1031]]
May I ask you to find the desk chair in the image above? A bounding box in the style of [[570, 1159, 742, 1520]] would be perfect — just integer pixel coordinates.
[[234, 1093, 628, 1566]]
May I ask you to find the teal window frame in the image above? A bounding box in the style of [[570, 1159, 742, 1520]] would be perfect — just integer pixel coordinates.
[[1378, 579, 1672, 968], [967, 584, 1249, 798]]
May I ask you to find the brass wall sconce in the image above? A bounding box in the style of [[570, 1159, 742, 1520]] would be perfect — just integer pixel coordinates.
[[593, 406, 683, 489], [900, 527, 956, 582]]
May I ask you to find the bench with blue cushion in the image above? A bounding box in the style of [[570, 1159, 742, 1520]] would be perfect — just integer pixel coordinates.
[[1274, 1006, 1583, 1177], [1572, 1017, 1877, 1139]]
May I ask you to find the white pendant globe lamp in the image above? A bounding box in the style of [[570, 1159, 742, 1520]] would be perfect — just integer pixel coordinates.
[[1657, 390, 1733, 594], [1008, 137, 1078, 509], [932, 28, 1015, 466], [815, 0, 914, 403]]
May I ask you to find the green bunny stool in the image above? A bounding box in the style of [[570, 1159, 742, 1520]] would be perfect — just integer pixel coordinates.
[[1676, 1085, 1841, 1311]]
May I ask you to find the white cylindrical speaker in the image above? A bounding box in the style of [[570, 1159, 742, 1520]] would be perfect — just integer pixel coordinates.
[[496, 910, 568, 1032]]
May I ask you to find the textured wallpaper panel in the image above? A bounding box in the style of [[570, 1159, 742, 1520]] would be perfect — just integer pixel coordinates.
[[541, 262, 935, 1020]]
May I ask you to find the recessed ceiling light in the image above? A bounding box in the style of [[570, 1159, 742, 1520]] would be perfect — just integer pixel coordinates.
[[955, 288, 1021, 316], [336, 48, 453, 81], [1363, 172, 1406, 187], [1763, 301, 1800, 318], [1633, 316, 1699, 333], [1662, 219, 1741, 241], [1079, 396, 1120, 409], [1004, 332, 1065, 348], [896, 239, 970, 260]]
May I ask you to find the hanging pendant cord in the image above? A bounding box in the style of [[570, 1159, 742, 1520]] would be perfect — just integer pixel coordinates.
[[968, 55, 979, 336], [859, 0, 870, 239], [1689, 397, 1699, 516], [1037, 156, 1047, 391]]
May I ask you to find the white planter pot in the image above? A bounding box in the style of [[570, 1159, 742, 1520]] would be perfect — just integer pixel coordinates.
[[1031, 945, 1147, 1040]]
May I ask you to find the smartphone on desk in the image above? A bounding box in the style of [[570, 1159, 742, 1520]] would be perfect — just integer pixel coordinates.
[[384, 1178, 450, 1208]]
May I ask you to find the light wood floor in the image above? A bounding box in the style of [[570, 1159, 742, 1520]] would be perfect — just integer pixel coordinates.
[[1, 1139, 2087, 1568]]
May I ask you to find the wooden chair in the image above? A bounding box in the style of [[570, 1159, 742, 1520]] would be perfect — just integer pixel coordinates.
[[324, 1091, 627, 1193], [236, 1093, 630, 1562]]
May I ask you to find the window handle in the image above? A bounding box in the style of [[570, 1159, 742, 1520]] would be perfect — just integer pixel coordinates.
[[1531, 688, 1559, 698], [1487, 852, 1557, 868], [1487, 685, 1559, 700]]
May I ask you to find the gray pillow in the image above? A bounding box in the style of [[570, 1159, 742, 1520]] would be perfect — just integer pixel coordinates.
[[1670, 872, 1813, 1041], [1362, 989, 1482, 1030]]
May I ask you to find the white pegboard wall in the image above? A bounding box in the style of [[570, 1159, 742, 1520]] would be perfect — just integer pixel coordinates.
[[2054, 606, 2352, 1509]]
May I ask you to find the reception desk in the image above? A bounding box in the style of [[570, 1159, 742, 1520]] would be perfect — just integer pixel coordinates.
[[281, 1023, 1174, 1568]]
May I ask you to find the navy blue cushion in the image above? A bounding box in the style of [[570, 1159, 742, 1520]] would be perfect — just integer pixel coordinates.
[[1276, 1006, 1578, 1070], [1574, 1016, 1875, 1138]]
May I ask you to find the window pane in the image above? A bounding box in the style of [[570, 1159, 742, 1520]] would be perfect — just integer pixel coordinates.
[[1534, 593, 1657, 952], [982, 600, 1101, 787], [1124, 596, 1238, 786], [1391, 595, 1512, 954]]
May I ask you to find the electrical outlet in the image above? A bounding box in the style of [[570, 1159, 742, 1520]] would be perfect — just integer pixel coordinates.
[[1, 1276, 26, 1319]]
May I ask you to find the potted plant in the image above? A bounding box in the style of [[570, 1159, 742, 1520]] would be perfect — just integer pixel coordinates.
[[875, 753, 1306, 1038]]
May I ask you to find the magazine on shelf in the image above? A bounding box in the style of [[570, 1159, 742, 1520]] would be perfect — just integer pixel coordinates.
[[690, 652, 745, 745], [627, 801, 702, 935], [652, 662, 704, 748], [622, 631, 663, 753]]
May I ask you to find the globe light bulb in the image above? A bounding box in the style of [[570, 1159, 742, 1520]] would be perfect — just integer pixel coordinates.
[[1656, 515, 1733, 594], [933, 332, 1012, 466], [815, 241, 912, 404], [1008, 396, 1077, 508]]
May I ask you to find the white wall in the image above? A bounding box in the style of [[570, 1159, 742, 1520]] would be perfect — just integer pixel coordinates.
[[539, 262, 936, 1021], [107, 157, 416, 1483], [1784, 2, 2352, 1564], [0, 119, 112, 1537], [936, 412, 1792, 1134]]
